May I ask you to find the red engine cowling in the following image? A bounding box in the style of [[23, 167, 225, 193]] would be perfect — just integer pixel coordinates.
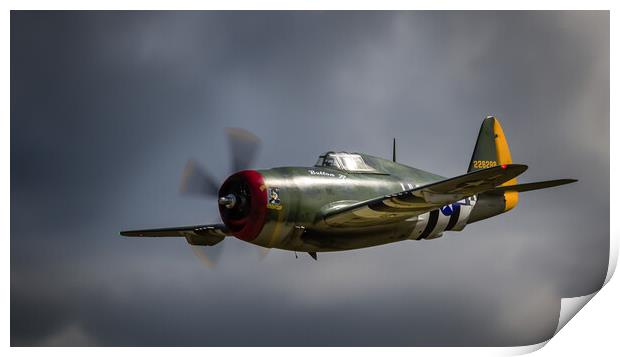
[[218, 170, 268, 241]]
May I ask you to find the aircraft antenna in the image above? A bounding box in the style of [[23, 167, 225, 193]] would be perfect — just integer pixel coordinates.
[[392, 138, 396, 162]]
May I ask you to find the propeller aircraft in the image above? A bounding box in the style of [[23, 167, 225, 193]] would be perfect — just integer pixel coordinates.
[[121, 116, 577, 261]]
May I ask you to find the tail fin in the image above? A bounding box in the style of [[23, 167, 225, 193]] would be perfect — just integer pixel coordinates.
[[468, 116, 514, 173], [468, 116, 519, 211]]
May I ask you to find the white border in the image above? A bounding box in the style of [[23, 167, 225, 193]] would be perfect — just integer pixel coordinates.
[[4, 1, 616, 356]]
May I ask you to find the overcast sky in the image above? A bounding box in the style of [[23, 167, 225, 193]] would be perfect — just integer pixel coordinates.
[[11, 11, 609, 346]]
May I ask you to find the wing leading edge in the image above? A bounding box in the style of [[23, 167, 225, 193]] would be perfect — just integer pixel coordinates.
[[323, 164, 528, 227], [120, 224, 229, 246]]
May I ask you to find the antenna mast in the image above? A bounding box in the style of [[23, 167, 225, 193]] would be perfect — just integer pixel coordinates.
[[392, 138, 396, 162]]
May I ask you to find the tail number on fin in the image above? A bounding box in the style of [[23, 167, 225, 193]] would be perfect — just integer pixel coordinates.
[[472, 160, 497, 169]]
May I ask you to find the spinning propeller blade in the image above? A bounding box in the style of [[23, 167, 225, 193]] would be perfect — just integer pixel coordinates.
[[257, 247, 271, 261], [190, 243, 225, 269], [179, 128, 261, 198], [227, 128, 261, 173], [179, 159, 220, 197]]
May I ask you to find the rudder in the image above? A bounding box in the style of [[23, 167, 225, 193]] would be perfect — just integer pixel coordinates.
[[468, 116, 518, 211]]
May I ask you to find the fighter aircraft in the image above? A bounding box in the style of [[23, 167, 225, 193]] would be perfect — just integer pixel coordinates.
[[121, 116, 576, 260]]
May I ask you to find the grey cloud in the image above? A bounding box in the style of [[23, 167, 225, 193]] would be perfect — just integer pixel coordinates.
[[11, 11, 608, 346]]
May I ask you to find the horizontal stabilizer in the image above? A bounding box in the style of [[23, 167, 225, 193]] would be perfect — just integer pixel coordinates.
[[324, 164, 527, 227], [486, 179, 577, 193], [120, 224, 229, 246]]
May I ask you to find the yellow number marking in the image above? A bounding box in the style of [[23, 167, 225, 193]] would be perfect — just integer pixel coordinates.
[[473, 160, 497, 169]]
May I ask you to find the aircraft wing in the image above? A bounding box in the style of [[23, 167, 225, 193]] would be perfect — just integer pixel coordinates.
[[120, 224, 229, 246], [323, 164, 528, 227]]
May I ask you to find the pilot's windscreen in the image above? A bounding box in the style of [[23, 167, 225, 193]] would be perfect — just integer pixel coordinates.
[[340, 155, 374, 171]]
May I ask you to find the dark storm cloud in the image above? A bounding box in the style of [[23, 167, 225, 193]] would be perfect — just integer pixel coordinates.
[[11, 11, 608, 346]]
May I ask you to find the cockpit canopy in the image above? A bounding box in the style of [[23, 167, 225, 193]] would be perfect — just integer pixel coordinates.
[[314, 152, 378, 173]]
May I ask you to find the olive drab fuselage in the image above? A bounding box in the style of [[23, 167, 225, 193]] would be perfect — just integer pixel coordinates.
[[245, 154, 506, 252]]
